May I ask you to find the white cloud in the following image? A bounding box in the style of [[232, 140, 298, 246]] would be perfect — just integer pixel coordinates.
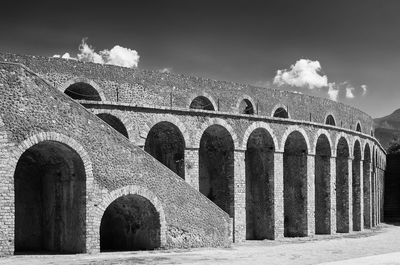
[[328, 83, 339, 101], [361, 84, 367, 96], [159, 67, 172, 73], [345, 85, 355, 99], [53, 39, 140, 68], [273, 59, 328, 89]]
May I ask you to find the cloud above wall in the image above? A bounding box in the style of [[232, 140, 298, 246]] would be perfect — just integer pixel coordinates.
[[53, 39, 140, 68], [273, 59, 368, 101]]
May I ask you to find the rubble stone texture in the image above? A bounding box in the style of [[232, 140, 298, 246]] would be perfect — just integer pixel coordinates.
[[0, 53, 386, 255]]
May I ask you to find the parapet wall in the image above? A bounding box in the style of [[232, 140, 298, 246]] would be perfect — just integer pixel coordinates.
[[0, 53, 373, 135]]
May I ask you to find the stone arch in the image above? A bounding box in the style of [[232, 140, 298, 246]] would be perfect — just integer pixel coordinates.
[[11, 132, 93, 254], [314, 133, 332, 234], [236, 95, 256, 115], [60, 77, 106, 101], [336, 136, 350, 233], [194, 118, 239, 149], [325, 113, 336, 126], [199, 124, 235, 217], [363, 143, 372, 228], [245, 127, 275, 240], [140, 115, 189, 148], [313, 129, 333, 156], [271, 103, 290, 119], [333, 133, 351, 157], [279, 126, 310, 153], [283, 130, 308, 237], [241, 122, 279, 151], [352, 139, 362, 231], [90, 109, 133, 140], [188, 92, 218, 111], [356, 121, 362, 133], [144, 121, 186, 179], [94, 185, 167, 251], [97, 113, 129, 138]]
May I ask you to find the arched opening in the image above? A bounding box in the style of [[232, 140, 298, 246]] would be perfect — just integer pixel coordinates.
[[245, 128, 274, 239], [352, 140, 362, 231], [97, 113, 129, 138], [363, 144, 371, 228], [283, 131, 308, 237], [64, 82, 102, 101], [144, 122, 185, 179], [199, 125, 234, 216], [14, 141, 86, 254], [325, 115, 336, 126], [100, 194, 160, 252], [356, 123, 362, 132], [239, 99, 254, 115], [315, 134, 331, 234], [336, 137, 350, 233], [189, 96, 215, 110], [273, 107, 289, 118]]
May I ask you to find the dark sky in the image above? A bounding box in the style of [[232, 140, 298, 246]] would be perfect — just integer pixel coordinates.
[[2, 0, 400, 117]]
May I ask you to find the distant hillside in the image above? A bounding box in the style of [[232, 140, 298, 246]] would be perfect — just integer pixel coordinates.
[[374, 109, 400, 150]]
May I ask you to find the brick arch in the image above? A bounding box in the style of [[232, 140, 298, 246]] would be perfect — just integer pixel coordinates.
[[89, 109, 133, 140], [333, 132, 351, 158], [355, 120, 362, 133], [9, 132, 94, 252], [193, 118, 239, 149], [271, 103, 291, 119], [241, 121, 279, 150], [187, 92, 218, 111], [93, 185, 167, 250], [324, 113, 337, 126], [279, 125, 311, 153], [139, 115, 189, 148], [363, 141, 372, 162], [59, 77, 106, 101], [352, 136, 364, 160], [236, 94, 257, 115], [312, 129, 334, 156]]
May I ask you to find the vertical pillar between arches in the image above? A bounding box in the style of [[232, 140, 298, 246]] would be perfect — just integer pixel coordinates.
[[184, 148, 199, 190], [330, 157, 337, 234], [273, 151, 284, 239], [307, 154, 315, 236], [348, 157, 353, 233], [364, 162, 372, 229], [234, 150, 246, 242]]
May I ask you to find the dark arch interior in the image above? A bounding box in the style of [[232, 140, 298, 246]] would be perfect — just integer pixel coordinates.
[[315, 134, 331, 234], [199, 125, 234, 216], [273, 107, 288, 118], [246, 128, 274, 239], [356, 123, 362, 132], [336, 137, 350, 233], [352, 141, 362, 231], [100, 194, 160, 252], [144, 122, 185, 179], [189, 96, 215, 110], [239, 99, 254, 115], [283, 131, 308, 237], [325, 115, 336, 126], [97, 113, 129, 138], [363, 145, 372, 228], [64, 82, 102, 101], [14, 141, 86, 254]]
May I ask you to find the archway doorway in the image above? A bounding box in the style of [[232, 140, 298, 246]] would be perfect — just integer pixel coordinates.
[[14, 141, 86, 254]]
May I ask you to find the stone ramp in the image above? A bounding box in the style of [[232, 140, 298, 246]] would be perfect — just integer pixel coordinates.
[[0, 62, 231, 254]]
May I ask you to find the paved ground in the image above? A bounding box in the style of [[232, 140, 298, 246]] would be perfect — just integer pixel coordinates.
[[2, 223, 400, 265]]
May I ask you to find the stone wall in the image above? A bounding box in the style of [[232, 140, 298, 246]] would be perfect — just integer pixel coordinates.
[[0, 63, 231, 255]]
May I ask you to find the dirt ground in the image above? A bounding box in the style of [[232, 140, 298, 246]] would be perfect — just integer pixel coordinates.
[[2, 223, 400, 265]]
